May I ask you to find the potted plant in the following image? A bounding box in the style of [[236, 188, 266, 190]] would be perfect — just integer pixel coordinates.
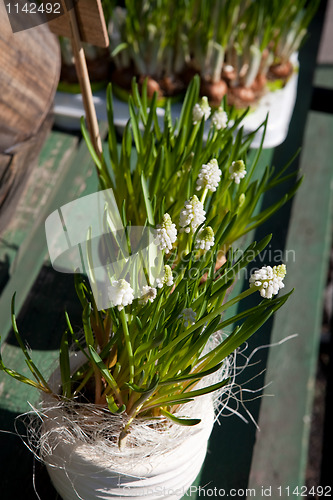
[[54, 1, 319, 143], [107, 0, 319, 105], [1, 77, 296, 500], [1, 237, 290, 500], [267, 0, 320, 83]]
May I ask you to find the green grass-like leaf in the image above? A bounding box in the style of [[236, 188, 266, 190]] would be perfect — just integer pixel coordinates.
[[160, 409, 201, 426]]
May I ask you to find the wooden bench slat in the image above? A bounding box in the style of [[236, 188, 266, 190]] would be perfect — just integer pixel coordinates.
[[248, 109, 333, 494], [0, 130, 99, 344]]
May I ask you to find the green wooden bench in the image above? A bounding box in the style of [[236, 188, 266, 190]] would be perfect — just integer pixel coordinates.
[[0, 2, 332, 498]]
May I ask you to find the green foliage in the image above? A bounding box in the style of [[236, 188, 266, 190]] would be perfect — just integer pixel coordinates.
[[85, 77, 299, 255], [3, 229, 291, 445], [1, 76, 298, 445]]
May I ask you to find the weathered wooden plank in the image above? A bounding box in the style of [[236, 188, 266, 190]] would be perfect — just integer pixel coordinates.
[[0, 2, 60, 150], [0, 130, 99, 345], [248, 109, 333, 496], [0, 130, 79, 283], [314, 65, 333, 87], [0, 115, 55, 234]]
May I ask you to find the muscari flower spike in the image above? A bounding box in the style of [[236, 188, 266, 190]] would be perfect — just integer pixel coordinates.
[[140, 285, 157, 304], [195, 226, 215, 251], [155, 213, 177, 252], [156, 264, 174, 288], [249, 264, 287, 299], [108, 279, 134, 310], [211, 107, 228, 130], [179, 308, 197, 328], [229, 160, 247, 184], [179, 195, 206, 234], [192, 96, 211, 125], [196, 159, 222, 193]]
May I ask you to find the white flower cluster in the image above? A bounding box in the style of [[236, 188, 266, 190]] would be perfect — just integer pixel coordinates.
[[156, 264, 174, 288], [195, 226, 215, 251], [179, 195, 206, 234], [196, 159, 222, 193], [229, 160, 247, 184], [140, 285, 157, 304], [108, 279, 134, 310], [249, 264, 287, 299], [179, 308, 197, 327], [155, 213, 177, 252], [211, 107, 228, 130], [192, 96, 211, 125]]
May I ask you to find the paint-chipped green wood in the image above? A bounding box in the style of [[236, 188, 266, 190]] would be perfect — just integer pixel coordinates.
[[248, 109, 333, 497], [0, 131, 78, 270], [0, 130, 99, 345]]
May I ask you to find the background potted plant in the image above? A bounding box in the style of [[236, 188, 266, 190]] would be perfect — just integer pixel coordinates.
[[54, 0, 319, 145], [107, 0, 319, 106]]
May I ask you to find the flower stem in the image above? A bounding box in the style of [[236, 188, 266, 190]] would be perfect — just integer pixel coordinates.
[[201, 187, 208, 205], [120, 309, 134, 386]]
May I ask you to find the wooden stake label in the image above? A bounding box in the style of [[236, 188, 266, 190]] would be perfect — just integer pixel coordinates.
[[47, 0, 109, 48]]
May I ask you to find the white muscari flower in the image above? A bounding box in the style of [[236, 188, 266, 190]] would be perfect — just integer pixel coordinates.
[[195, 226, 215, 251], [179, 195, 206, 234], [196, 158, 222, 192], [156, 264, 174, 288], [192, 96, 211, 124], [249, 264, 287, 299], [179, 308, 197, 327], [155, 213, 177, 252], [108, 279, 134, 310], [139, 285, 157, 304], [229, 160, 247, 184], [211, 107, 228, 130]]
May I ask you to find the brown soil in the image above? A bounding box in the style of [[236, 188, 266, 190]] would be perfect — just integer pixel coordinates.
[[61, 51, 112, 85], [111, 66, 135, 91], [109, 59, 294, 110], [159, 75, 185, 97], [111, 68, 186, 99]]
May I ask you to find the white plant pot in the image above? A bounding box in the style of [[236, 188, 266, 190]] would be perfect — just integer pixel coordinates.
[[41, 353, 215, 500], [239, 53, 299, 149]]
